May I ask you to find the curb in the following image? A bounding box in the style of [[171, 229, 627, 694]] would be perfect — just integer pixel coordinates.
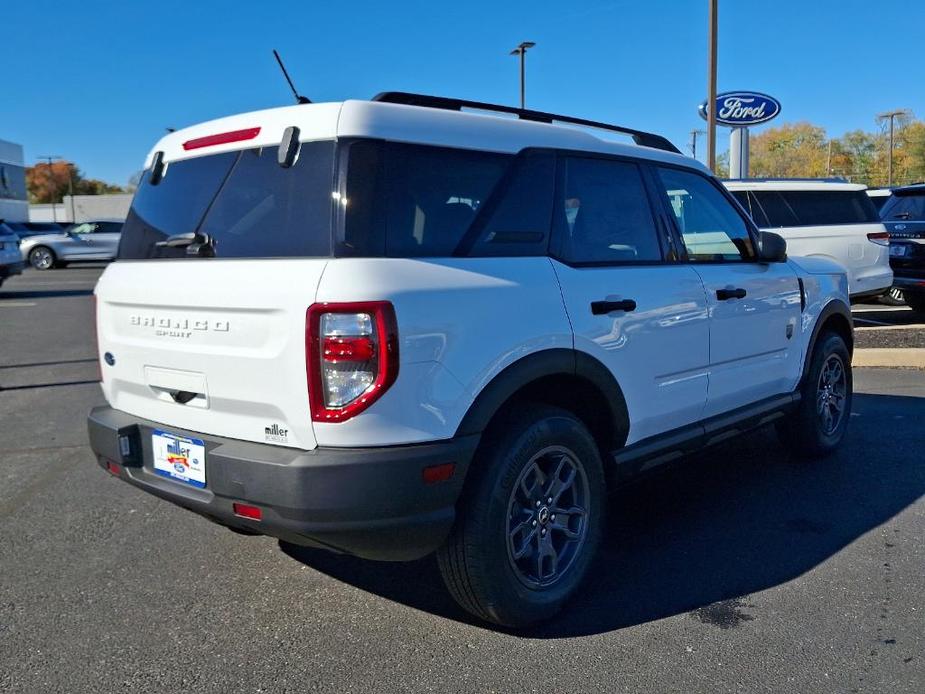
[[852, 348, 925, 369]]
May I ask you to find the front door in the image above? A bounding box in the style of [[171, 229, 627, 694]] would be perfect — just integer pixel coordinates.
[[551, 155, 710, 445], [652, 165, 803, 418]]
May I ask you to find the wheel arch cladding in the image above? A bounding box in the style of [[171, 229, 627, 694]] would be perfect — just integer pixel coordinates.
[[455, 348, 630, 456], [802, 300, 853, 387]]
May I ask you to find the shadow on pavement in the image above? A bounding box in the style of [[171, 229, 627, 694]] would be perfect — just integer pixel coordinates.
[[281, 392, 925, 637]]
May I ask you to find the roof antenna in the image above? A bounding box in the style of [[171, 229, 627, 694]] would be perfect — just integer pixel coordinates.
[[273, 49, 311, 104]]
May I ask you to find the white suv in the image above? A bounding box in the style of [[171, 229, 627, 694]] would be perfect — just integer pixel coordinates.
[[724, 179, 893, 302], [88, 93, 854, 627]]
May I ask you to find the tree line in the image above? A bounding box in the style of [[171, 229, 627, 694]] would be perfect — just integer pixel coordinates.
[[25, 161, 126, 204], [720, 117, 925, 187]]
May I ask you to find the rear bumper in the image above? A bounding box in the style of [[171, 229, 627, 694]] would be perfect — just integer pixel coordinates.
[[893, 275, 925, 293], [0, 260, 24, 279], [87, 406, 479, 561]]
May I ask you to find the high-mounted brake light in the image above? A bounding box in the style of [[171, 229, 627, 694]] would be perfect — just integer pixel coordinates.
[[182, 127, 261, 151], [306, 302, 399, 423], [867, 231, 890, 247]]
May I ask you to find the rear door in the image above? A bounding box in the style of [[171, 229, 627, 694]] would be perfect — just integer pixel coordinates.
[[97, 141, 337, 451], [653, 167, 803, 417], [551, 154, 710, 445]]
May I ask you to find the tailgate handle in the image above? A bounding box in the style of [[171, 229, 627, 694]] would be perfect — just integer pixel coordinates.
[[170, 390, 199, 405]]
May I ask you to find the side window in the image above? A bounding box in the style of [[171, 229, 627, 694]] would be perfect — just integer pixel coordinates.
[[750, 191, 799, 228], [464, 150, 555, 257], [554, 157, 662, 264], [72, 223, 95, 235], [655, 167, 755, 262]]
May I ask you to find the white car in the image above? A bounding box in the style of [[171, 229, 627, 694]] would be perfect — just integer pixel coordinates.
[[724, 179, 892, 302], [88, 93, 853, 627]]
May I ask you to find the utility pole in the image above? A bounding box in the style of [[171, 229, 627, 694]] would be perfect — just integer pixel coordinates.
[[826, 140, 833, 176], [38, 155, 62, 223], [690, 129, 706, 160], [706, 0, 718, 172], [509, 41, 536, 109], [877, 109, 911, 186]]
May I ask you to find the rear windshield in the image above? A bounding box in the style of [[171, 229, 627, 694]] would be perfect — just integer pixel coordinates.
[[881, 191, 925, 221], [737, 189, 881, 228], [118, 141, 335, 259]]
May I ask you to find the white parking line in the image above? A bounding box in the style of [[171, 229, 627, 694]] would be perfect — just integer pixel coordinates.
[[0, 302, 37, 307], [855, 324, 925, 331]]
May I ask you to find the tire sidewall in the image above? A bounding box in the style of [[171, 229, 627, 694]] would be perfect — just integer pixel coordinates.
[[29, 246, 54, 270], [467, 408, 605, 625], [804, 332, 853, 451]]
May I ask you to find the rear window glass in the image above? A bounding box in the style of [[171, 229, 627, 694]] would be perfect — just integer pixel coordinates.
[[342, 141, 512, 257], [119, 141, 335, 259], [750, 190, 880, 227], [881, 191, 925, 221]]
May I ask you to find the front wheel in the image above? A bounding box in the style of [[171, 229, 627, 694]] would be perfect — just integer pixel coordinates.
[[777, 331, 852, 458], [28, 246, 56, 270], [438, 404, 605, 628]]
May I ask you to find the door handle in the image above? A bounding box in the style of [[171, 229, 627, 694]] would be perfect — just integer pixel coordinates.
[[716, 287, 747, 300], [591, 299, 637, 315]]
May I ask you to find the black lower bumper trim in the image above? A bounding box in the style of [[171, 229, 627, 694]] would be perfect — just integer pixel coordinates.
[[87, 406, 479, 561]]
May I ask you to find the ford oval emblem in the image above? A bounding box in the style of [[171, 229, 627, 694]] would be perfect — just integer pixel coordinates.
[[699, 91, 782, 127], [104, 352, 116, 366]]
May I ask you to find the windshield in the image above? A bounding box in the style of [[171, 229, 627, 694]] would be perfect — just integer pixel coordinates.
[[118, 141, 335, 259], [881, 192, 925, 222]]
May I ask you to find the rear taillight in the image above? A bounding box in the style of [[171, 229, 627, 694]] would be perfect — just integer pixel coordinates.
[[867, 231, 890, 246], [306, 302, 399, 422]]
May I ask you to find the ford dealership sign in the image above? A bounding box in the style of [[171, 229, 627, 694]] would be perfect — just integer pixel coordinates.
[[699, 91, 781, 127]]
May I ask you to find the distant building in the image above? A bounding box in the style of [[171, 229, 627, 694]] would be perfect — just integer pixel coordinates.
[[30, 193, 132, 223], [0, 139, 28, 222]]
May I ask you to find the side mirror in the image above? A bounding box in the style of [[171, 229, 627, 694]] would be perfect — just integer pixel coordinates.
[[758, 230, 787, 262]]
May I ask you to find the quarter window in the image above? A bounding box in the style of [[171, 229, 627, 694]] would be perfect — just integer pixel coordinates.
[[554, 157, 662, 264], [656, 167, 755, 261]]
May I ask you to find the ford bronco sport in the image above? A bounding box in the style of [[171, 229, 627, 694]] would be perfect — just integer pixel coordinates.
[[88, 93, 853, 627]]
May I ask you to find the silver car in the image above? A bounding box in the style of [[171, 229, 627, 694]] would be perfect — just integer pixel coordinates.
[[20, 221, 122, 270]]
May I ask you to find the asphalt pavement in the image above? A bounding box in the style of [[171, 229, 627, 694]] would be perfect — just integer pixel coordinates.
[[1, 266, 923, 693]]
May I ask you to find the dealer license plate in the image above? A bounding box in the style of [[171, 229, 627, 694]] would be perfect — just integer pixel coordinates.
[[152, 430, 206, 488]]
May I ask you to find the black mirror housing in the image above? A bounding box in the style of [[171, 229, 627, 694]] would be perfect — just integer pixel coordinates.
[[758, 231, 787, 262]]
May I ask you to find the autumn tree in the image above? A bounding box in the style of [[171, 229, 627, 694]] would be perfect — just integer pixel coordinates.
[[26, 161, 124, 203]]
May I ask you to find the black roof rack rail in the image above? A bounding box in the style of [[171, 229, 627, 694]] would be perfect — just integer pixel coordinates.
[[371, 91, 682, 155]]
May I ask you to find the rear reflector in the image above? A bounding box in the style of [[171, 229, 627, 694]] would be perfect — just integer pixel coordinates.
[[233, 503, 262, 521], [106, 460, 121, 476], [183, 127, 261, 151], [867, 231, 890, 246], [422, 463, 455, 484]]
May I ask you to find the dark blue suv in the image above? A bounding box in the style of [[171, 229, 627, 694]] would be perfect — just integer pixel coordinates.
[[881, 184, 925, 312]]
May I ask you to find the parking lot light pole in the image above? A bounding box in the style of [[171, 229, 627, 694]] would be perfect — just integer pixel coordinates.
[[706, 0, 718, 172], [510, 41, 536, 109], [37, 155, 62, 223], [877, 109, 911, 186], [690, 129, 706, 160]]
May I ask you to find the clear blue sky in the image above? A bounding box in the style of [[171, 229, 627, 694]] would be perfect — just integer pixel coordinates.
[[5, 0, 923, 186]]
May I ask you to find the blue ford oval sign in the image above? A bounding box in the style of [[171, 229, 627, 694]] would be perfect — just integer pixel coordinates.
[[699, 91, 781, 127]]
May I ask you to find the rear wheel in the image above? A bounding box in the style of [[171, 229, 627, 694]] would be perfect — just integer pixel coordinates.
[[438, 404, 605, 628], [904, 291, 925, 314], [777, 331, 852, 458], [29, 246, 55, 270]]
